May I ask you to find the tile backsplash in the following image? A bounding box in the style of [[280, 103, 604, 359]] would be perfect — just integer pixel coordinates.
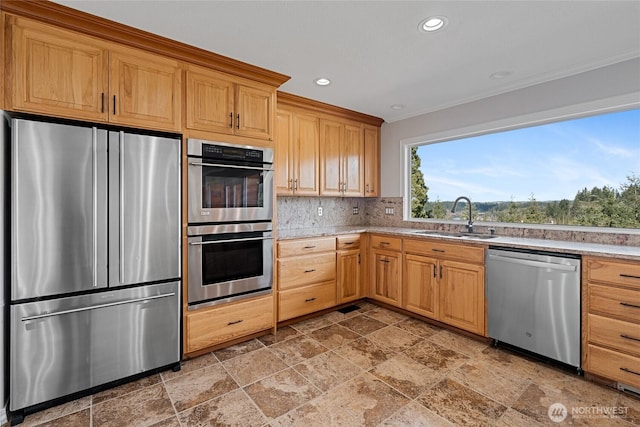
[[276, 196, 640, 246]]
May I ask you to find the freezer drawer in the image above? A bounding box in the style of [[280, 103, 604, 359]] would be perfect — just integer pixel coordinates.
[[10, 282, 180, 411]]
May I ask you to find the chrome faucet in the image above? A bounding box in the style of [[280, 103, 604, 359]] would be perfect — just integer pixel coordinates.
[[451, 196, 473, 233]]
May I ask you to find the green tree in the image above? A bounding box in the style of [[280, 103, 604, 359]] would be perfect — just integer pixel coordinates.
[[411, 147, 430, 218], [430, 198, 447, 219], [496, 198, 523, 223], [524, 193, 547, 223]]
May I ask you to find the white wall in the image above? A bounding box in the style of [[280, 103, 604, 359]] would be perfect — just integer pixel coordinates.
[[380, 58, 640, 197]]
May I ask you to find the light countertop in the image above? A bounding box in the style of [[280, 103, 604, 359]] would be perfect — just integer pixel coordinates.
[[276, 226, 640, 261]]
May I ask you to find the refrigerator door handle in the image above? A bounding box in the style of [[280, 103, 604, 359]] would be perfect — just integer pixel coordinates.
[[92, 128, 98, 288], [119, 131, 125, 284], [20, 292, 176, 321]]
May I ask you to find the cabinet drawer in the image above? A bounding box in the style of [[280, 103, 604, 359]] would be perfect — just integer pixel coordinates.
[[370, 235, 402, 251], [278, 281, 336, 321], [588, 314, 640, 357], [277, 237, 336, 258], [587, 258, 640, 288], [278, 252, 336, 290], [337, 234, 360, 250], [587, 344, 640, 388], [404, 238, 484, 264], [186, 295, 273, 353], [588, 284, 640, 321]]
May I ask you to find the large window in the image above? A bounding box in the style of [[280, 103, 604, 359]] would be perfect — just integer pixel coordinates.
[[408, 108, 640, 228]]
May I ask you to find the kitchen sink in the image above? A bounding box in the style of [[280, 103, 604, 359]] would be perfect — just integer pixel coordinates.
[[414, 230, 498, 239]]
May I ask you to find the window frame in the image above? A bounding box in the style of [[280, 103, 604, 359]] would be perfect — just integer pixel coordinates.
[[402, 93, 640, 231]]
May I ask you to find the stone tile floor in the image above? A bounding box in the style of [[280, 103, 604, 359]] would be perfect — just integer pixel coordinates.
[[13, 302, 640, 426]]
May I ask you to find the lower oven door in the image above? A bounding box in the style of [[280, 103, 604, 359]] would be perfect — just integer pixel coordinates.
[[187, 224, 273, 309]]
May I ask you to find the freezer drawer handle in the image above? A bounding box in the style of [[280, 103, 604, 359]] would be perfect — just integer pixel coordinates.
[[620, 302, 640, 310], [620, 367, 640, 377], [189, 236, 273, 245], [188, 161, 273, 172], [20, 292, 176, 321], [487, 254, 577, 271], [620, 334, 640, 343]]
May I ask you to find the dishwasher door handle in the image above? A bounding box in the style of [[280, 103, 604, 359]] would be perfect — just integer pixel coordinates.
[[487, 254, 577, 272]]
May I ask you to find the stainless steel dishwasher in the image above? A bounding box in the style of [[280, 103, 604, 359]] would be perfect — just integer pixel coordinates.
[[486, 247, 581, 369]]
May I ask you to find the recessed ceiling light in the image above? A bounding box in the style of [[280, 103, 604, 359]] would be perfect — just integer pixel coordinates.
[[390, 104, 405, 110], [314, 77, 331, 86], [490, 71, 513, 79], [419, 16, 448, 33]]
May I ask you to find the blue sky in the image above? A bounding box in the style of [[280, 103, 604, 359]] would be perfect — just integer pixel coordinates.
[[417, 108, 640, 202]]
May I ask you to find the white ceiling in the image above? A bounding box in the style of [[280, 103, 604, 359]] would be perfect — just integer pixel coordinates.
[[54, 0, 640, 123]]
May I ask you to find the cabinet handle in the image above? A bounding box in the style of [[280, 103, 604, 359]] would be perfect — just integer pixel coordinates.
[[304, 269, 316, 273], [366, 184, 370, 193], [379, 242, 390, 246], [433, 265, 436, 278], [620, 334, 640, 343], [620, 274, 640, 280], [229, 112, 233, 128], [358, 254, 361, 264], [289, 178, 293, 190], [343, 242, 355, 245], [620, 302, 640, 309], [113, 95, 116, 115], [432, 249, 445, 253], [303, 245, 316, 249], [227, 319, 243, 326], [101, 93, 105, 113], [439, 265, 443, 279], [305, 297, 316, 302], [620, 367, 640, 377], [380, 259, 390, 263], [294, 179, 298, 190], [237, 113, 240, 129]]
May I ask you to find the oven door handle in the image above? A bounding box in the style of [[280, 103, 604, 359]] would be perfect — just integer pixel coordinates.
[[189, 161, 273, 172], [189, 236, 274, 245]]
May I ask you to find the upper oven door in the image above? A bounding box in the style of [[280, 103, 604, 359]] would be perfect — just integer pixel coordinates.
[[188, 160, 273, 223]]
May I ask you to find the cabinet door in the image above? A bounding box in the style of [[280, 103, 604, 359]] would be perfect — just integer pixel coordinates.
[[338, 249, 361, 304], [236, 84, 274, 140], [9, 16, 108, 121], [371, 250, 401, 306], [363, 125, 380, 197], [439, 260, 485, 335], [342, 123, 364, 196], [404, 254, 438, 319], [293, 112, 320, 195], [319, 119, 344, 196], [275, 110, 294, 195], [186, 69, 235, 136], [109, 46, 182, 131]]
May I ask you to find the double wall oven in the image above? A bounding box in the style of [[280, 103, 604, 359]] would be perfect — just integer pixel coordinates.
[[187, 139, 274, 309]]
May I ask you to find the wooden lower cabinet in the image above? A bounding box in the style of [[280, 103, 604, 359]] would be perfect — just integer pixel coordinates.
[[337, 234, 362, 304], [584, 256, 640, 387], [439, 260, 485, 335], [185, 295, 273, 353], [404, 253, 438, 318], [279, 281, 336, 321], [371, 249, 402, 306], [402, 238, 486, 336], [277, 237, 337, 321]]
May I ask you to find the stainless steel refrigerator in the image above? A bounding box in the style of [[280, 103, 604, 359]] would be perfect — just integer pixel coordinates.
[[8, 118, 181, 418]]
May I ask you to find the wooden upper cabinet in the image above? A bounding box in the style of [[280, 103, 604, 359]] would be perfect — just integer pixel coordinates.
[[276, 107, 319, 196], [6, 15, 181, 131], [7, 14, 109, 122], [186, 68, 235, 135], [109, 46, 181, 131], [186, 65, 275, 141], [319, 118, 363, 196], [363, 124, 380, 197]]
